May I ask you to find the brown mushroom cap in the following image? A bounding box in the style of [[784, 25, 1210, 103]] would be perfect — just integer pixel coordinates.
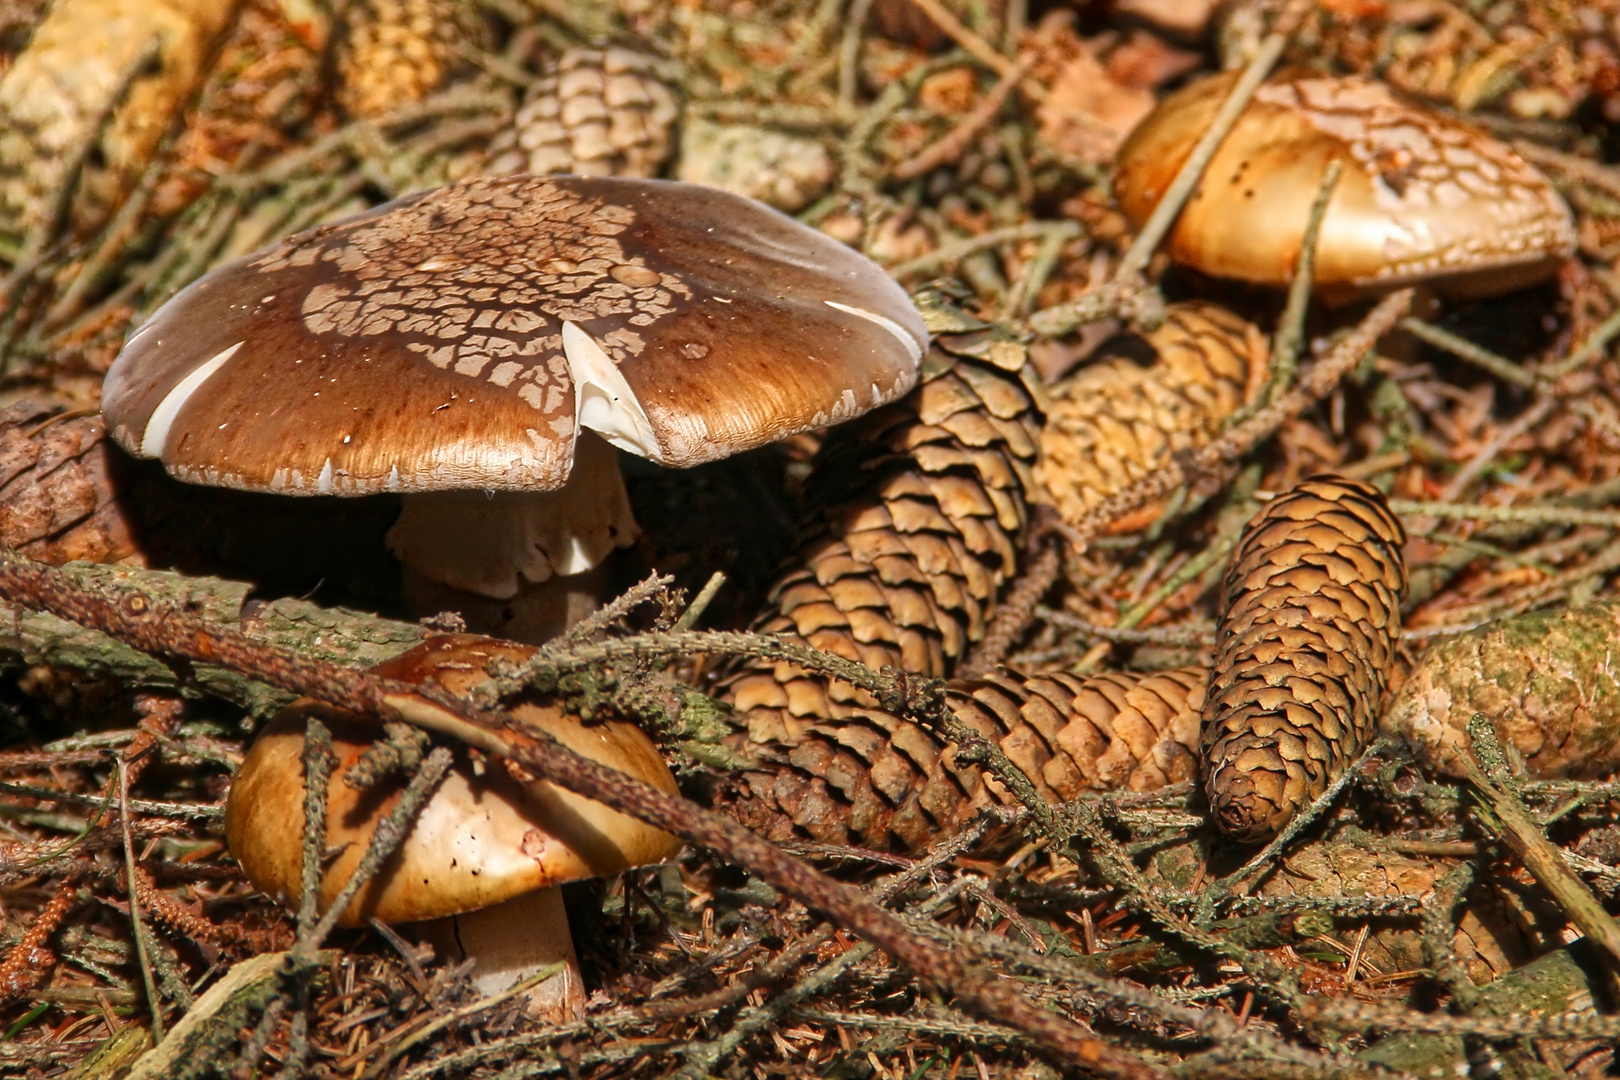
[[1114, 72, 1576, 297], [102, 176, 927, 495], [224, 635, 681, 926]]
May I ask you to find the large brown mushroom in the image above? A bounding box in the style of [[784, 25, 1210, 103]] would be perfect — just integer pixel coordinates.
[[226, 634, 681, 1020], [101, 176, 927, 639], [1113, 71, 1576, 299]]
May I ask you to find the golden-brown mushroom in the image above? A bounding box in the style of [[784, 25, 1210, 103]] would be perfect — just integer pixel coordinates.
[[225, 635, 681, 1020], [100, 176, 927, 640], [1113, 71, 1576, 299]]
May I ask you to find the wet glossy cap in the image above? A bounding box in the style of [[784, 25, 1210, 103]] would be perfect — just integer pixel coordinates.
[[1114, 72, 1576, 297], [224, 635, 682, 926], [102, 176, 927, 495]]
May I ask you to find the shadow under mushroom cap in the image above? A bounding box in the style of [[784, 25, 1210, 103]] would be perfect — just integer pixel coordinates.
[[102, 176, 928, 495]]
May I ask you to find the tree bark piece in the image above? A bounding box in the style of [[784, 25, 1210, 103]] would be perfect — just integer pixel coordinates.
[[0, 561, 425, 716], [1201, 476, 1407, 842]]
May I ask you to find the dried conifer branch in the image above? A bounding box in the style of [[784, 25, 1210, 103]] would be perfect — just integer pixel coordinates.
[[892, 52, 1037, 181], [560, 572, 675, 645], [1391, 499, 1620, 529], [1199, 741, 1393, 921], [118, 756, 166, 1043], [1460, 713, 1620, 974], [0, 877, 75, 1004], [514, 628, 936, 715], [1262, 159, 1342, 405], [961, 538, 1061, 676], [1396, 317, 1535, 388], [1065, 800, 1305, 1009], [0, 549, 1162, 1079], [1037, 608, 1215, 646]]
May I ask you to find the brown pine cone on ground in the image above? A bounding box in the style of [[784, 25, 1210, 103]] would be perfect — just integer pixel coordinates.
[[0, 400, 141, 566], [333, 0, 468, 119], [1201, 475, 1407, 843], [485, 46, 679, 179], [719, 299, 1045, 742], [716, 666, 1205, 851], [1035, 301, 1267, 530]]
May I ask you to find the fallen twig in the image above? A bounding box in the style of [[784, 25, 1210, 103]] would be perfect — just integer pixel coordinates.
[[0, 549, 1166, 1080]]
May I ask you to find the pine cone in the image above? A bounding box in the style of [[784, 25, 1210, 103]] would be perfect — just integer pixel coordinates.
[[334, 0, 466, 120], [720, 303, 1045, 740], [1201, 476, 1407, 843], [486, 47, 679, 179], [0, 401, 141, 566], [716, 666, 1205, 850], [1035, 301, 1266, 528]]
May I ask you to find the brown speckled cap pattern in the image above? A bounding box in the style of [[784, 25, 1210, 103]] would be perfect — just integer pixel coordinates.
[[1114, 72, 1575, 294], [102, 176, 927, 495]]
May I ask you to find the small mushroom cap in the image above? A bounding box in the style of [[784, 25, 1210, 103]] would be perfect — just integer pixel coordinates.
[[103, 176, 926, 496], [224, 635, 681, 926], [1114, 72, 1576, 297]]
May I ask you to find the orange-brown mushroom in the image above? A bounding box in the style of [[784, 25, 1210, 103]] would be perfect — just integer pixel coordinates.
[[1113, 71, 1576, 299], [101, 176, 927, 639], [226, 635, 681, 1020]]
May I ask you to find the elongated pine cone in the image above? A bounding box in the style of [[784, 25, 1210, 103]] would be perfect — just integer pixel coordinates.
[[720, 298, 1044, 741], [718, 666, 1206, 850], [334, 0, 466, 119], [1035, 301, 1266, 528], [1201, 476, 1406, 842], [0, 401, 141, 565], [486, 47, 679, 179]]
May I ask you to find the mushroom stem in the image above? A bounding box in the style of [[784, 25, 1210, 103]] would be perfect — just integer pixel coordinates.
[[399, 562, 611, 643], [420, 887, 586, 1021], [387, 431, 639, 641]]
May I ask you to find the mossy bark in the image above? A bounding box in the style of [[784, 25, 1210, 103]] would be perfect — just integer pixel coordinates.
[[1357, 942, 1603, 1074], [1386, 599, 1620, 779], [0, 562, 425, 717]]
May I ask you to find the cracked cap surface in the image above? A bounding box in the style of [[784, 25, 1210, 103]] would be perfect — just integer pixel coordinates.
[[102, 175, 927, 495]]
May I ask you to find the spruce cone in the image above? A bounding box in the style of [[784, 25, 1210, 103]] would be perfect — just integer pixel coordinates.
[[0, 401, 141, 566], [486, 47, 679, 179], [717, 666, 1206, 850], [1035, 301, 1266, 528], [334, 0, 466, 119], [721, 303, 1045, 741], [1201, 476, 1407, 843]]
